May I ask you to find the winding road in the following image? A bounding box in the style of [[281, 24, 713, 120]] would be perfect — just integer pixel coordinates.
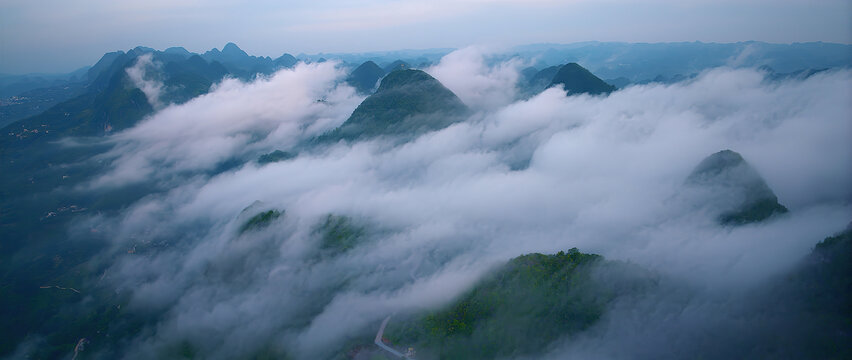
[[374, 316, 409, 358]]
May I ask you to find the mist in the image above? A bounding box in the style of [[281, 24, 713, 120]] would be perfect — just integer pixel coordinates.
[[91, 61, 363, 188], [61, 48, 852, 359], [125, 54, 166, 110]]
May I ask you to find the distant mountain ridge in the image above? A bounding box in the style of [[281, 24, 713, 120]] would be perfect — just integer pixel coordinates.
[[346, 61, 386, 95], [511, 41, 852, 81], [383, 60, 411, 73], [2, 49, 232, 144], [200, 42, 298, 77], [522, 65, 562, 95], [548, 63, 616, 95], [4, 41, 849, 127], [1, 43, 299, 142], [520, 63, 615, 97]]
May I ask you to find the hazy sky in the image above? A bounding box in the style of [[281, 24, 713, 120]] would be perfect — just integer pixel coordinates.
[[1, 0, 850, 74]]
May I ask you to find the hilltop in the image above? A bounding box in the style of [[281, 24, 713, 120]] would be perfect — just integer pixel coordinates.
[[320, 69, 469, 142]]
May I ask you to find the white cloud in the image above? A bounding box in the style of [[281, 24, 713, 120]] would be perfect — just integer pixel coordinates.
[[78, 54, 851, 358], [125, 53, 165, 109], [426, 46, 524, 112], [91, 61, 363, 187]]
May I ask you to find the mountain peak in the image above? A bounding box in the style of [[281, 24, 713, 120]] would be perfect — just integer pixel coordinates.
[[164, 47, 191, 56], [274, 53, 297, 68], [320, 69, 468, 141], [222, 42, 248, 56], [130, 46, 155, 54], [687, 149, 788, 225], [346, 61, 386, 94], [383, 60, 411, 73], [375, 69, 433, 92], [87, 51, 126, 82], [548, 63, 616, 96], [688, 149, 745, 179]]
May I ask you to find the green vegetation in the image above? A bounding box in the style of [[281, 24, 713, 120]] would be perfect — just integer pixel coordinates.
[[385, 248, 654, 359], [239, 210, 283, 233], [257, 150, 295, 164], [319, 69, 468, 142], [315, 214, 367, 254]]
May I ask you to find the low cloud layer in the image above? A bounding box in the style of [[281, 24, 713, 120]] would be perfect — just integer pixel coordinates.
[[92, 61, 362, 187], [426, 46, 523, 112], [125, 54, 165, 109], [72, 49, 851, 359]]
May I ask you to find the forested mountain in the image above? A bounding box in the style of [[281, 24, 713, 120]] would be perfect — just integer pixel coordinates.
[[346, 61, 386, 95], [319, 69, 468, 142]]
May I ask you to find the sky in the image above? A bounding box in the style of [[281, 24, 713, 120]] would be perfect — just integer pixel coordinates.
[[1, 0, 851, 74]]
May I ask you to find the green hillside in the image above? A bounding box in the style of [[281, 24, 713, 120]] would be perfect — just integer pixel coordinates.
[[319, 69, 468, 142], [384, 248, 654, 359]]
